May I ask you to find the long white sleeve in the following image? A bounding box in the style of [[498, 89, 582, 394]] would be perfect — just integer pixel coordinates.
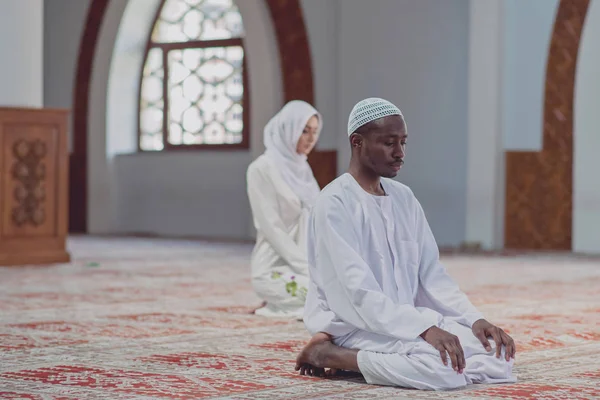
[[313, 195, 441, 341], [247, 166, 308, 275], [414, 198, 483, 327]]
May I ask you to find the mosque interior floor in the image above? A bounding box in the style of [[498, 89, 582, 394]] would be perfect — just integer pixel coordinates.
[[0, 236, 598, 399]]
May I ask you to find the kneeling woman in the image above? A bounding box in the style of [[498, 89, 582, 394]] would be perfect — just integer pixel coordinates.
[[246, 101, 322, 319]]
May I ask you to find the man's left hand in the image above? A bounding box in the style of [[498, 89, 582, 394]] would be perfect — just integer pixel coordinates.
[[472, 319, 515, 361]]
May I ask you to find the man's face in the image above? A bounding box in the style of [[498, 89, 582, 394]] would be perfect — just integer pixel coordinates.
[[352, 115, 407, 178]]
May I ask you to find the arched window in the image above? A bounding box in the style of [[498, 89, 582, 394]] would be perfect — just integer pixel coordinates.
[[138, 0, 248, 151]]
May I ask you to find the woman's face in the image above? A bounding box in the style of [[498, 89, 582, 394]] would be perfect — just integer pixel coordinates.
[[296, 115, 319, 155]]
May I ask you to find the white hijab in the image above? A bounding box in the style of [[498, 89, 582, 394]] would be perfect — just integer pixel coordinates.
[[263, 100, 322, 210]]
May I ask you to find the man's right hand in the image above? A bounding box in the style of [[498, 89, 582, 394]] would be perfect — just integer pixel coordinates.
[[420, 326, 466, 373]]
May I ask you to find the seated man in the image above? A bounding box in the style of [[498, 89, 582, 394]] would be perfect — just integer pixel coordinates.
[[295, 98, 516, 391]]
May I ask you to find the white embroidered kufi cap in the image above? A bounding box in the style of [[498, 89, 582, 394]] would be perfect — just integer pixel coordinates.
[[347, 97, 403, 136]]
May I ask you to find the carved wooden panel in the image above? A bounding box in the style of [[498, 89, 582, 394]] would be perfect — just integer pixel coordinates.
[[504, 0, 589, 250], [3, 126, 58, 237], [0, 108, 70, 266]]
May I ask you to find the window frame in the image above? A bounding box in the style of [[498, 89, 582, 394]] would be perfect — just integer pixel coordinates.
[[137, 0, 250, 152]]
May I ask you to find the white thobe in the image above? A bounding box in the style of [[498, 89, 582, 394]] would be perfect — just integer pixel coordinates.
[[246, 155, 310, 318], [303, 173, 516, 390]]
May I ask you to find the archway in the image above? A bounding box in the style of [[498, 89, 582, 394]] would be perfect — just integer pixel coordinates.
[[70, 0, 109, 232], [70, 0, 334, 233]]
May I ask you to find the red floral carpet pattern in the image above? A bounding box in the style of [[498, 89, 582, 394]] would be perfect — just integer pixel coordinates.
[[0, 237, 598, 399]]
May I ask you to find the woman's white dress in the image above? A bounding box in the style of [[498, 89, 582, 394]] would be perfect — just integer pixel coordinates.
[[246, 155, 311, 318]]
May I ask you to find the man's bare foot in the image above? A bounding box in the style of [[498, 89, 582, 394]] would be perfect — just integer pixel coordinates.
[[295, 332, 335, 377], [294, 333, 361, 378], [295, 332, 334, 368]]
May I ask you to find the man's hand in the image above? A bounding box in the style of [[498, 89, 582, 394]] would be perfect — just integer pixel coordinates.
[[421, 326, 465, 373], [472, 319, 516, 361]]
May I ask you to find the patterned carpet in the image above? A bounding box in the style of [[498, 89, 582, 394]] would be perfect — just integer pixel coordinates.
[[0, 236, 598, 399]]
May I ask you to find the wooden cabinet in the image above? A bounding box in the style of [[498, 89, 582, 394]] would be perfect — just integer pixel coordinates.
[[0, 108, 70, 266]]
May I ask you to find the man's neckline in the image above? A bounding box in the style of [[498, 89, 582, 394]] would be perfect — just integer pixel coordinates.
[[345, 173, 388, 197]]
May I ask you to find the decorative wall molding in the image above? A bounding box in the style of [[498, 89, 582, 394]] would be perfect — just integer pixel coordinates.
[[12, 139, 48, 227]]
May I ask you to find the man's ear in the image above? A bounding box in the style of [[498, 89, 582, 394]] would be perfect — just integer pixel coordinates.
[[350, 133, 363, 148]]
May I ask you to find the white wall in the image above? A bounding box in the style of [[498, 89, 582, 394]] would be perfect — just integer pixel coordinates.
[[465, 0, 504, 250], [337, 0, 470, 247], [44, 0, 90, 150], [113, 152, 252, 238], [107, 0, 161, 157], [300, 0, 338, 151], [88, 0, 129, 234], [502, 0, 559, 151], [573, 0, 600, 254], [0, 0, 43, 108]]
